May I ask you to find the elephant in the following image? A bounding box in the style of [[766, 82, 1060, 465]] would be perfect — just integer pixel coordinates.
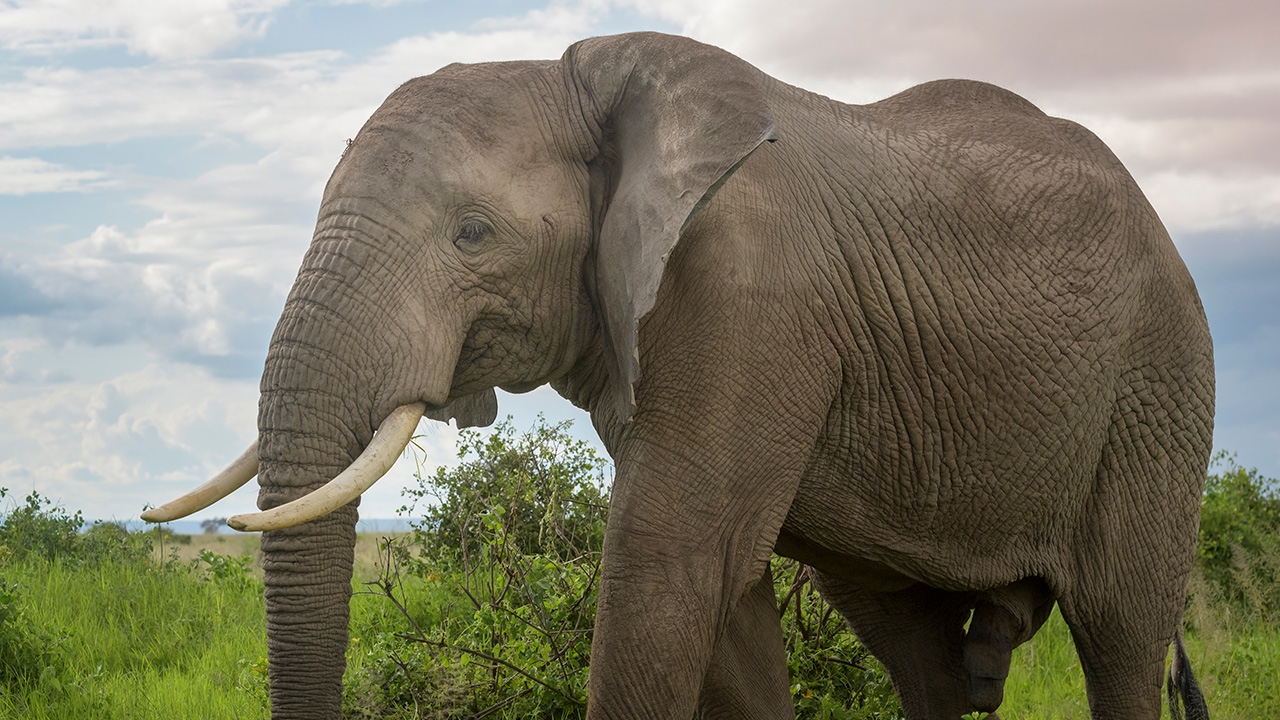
[[143, 32, 1215, 719]]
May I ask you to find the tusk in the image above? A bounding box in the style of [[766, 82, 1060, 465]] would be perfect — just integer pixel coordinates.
[[140, 440, 259, 523], [226, 402, 425, 532]]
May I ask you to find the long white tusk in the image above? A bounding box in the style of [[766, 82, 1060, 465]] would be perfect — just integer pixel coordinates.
[[226, 402, 425, 532], [140, 440, 259, 523]]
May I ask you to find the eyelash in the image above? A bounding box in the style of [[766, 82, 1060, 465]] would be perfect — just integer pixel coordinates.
[[455, 219, 490, 250]]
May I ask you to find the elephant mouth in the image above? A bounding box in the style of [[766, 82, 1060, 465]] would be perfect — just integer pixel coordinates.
[[140, 402, 426, 532]]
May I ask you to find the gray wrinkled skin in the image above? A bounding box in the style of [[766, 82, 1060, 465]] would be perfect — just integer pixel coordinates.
[[253, 32, 1214, 719]]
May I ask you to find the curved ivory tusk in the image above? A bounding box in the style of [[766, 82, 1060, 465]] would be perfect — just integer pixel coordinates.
[[226, 402, 425, 532], [140, 440, 259, 523]]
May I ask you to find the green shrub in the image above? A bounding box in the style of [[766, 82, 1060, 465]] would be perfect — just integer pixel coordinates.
[[80, 521, 153, 566], [348, 417, 607, 717], [1196, 452, 1280, 620], [0, 490, 152, 568], [350, 417, 901, 719], [775, 560, 900, 719], [0, 490, 84, 563], [191, 549, 257, 592], [402, 416, 610, 563]]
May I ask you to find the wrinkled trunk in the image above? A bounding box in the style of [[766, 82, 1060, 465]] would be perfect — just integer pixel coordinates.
[[257, 351, 368, 718], [255, 231, 391, 719], [260, 502, 357, 718]]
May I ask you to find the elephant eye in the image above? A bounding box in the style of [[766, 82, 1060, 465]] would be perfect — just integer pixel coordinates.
[[454, 219, 490, 252]]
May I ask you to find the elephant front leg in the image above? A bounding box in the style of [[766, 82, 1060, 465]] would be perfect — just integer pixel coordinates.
[[586, 502, 785, 717], [584, 407, 827, 718], [697, 563, 794, 719], [582, 259, 838, 717]]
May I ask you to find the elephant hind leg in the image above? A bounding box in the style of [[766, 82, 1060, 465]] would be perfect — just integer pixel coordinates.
[[963, 578, 1055, 713], [812, 574, 978, 719], [1057, 553, 1190, 720], [1056, 407, 1206, 719], [696, 563, 794, 719], [1056, 591, 1171, 719]]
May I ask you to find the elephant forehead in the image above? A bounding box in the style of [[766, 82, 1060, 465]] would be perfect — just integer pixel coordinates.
[[324, 128, 550, 222], [339, 94, 560, 191], [371, 64, 555, 151]]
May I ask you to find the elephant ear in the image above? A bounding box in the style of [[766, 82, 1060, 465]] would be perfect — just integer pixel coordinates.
[[563, 33, 778, 420], [424, 388, 498, 428]]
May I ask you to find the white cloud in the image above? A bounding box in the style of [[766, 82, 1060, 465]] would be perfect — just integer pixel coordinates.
[[0, 360, 258, 519], [326, 0, 425, 6], [613, 0, 1280, 241], [0, 0, 289, 60], [0, 4, 613, 523], [24, 218, 294, 377], [622, 1, 1280, 89], [0, 347, 594, 524], [0, 155, 109, 194], [475, 0, 609, 33], [621, 1, 1280, 178], [0, 51, 351, 150], [0, 345, 495, 521], [1141, 172, 1280, 236], [0, 337, 45, 383]]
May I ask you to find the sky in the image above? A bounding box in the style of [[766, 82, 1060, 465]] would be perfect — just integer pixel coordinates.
[[1, 0, 1277, 525]]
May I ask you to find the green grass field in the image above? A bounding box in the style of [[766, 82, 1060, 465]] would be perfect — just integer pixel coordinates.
[[2, 532, 1276, 719], [1000, 605, 1280, 719], [0, 550, 268, 719]]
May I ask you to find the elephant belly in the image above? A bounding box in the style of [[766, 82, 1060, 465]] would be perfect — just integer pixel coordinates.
[[779, 426, 1100, 593], [774, 527, 917, 592]]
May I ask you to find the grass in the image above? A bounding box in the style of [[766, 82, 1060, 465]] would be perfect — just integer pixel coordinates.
[[0, 552, 268, 719], [2, 529, 1276, 718], [1001, 609, 1090, 718], [1001, 604, 1280, 719], [0, 530, 431, 720]]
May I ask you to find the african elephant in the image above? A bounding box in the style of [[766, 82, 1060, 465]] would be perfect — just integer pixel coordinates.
[[144, 32, 1214, 719]]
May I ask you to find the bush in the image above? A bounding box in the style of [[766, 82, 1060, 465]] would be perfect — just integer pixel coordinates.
[[80, 521, 153, 566], [402, 416, 610, 563], [349, 417, 902, 719], [0, 490, 83, 563], [775, 560, 900, 719], [191, 549, 257, 592], [0, 491, 151, 568], [1196, 452, 1280, 620], [347, 417, 608, 717]]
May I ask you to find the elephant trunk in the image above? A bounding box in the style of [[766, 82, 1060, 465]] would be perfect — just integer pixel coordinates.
[[257, 360, 368, 719], [259, 504, 357, 719], [254, 237, 404, 719]]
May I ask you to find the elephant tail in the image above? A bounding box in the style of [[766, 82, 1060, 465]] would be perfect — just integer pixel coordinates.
[[1167, 629, 1209, 720]]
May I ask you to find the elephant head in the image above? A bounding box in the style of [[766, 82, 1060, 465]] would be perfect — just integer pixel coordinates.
[[143, 33, 776, 718]]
